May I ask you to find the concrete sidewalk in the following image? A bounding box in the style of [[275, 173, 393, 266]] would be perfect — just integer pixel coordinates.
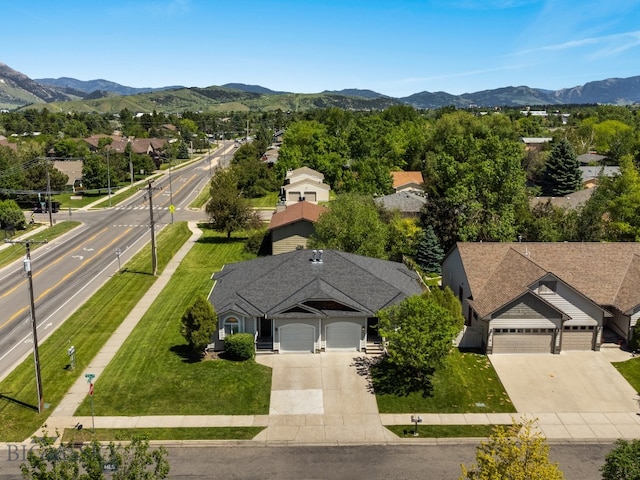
[[20, 218, 640, 446], [34, 221, 204, 440]]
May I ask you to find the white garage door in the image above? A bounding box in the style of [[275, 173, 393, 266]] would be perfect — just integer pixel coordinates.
[[562, 326, 595, 350], [492, 328, 554, 353], [280, 324, 314, 353], [326, 322, 360, 351]]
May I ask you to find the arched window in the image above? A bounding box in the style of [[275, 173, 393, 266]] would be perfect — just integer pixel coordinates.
[[224, 317, 240, 335]]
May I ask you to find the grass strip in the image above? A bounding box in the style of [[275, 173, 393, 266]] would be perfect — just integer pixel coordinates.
[[375, 350, 516, 414], [0, 221, 80, 268], [612, 357, 640, 393], [61, 427, 265, 442], [74, 229, 271, 417], [0, 222, 192, 442], [385, 424, 504, 438]]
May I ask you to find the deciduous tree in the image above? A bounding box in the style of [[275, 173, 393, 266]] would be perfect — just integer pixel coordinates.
[[601, 438, 640, 480], [205, 166, 261, 238], [376, 292, 462, 395], [309, 193, 389, 259], [20, 431, 170, 480], [460, 418, 564, 480]]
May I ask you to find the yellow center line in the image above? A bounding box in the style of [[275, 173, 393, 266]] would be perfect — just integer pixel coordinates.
[[0, 227, 133, 330], [0, 226, 110, 302]]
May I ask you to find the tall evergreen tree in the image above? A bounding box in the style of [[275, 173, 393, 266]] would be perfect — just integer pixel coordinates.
[[541, 139, 582, 196], [415, 225, 444, 274]]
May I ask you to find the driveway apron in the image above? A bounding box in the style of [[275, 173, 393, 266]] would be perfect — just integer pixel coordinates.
[[489, 350, 639, 413], [256, 352, 393, 443]]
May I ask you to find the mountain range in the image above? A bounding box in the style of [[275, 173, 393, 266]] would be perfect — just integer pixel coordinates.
[[1, 61, 639, 113]]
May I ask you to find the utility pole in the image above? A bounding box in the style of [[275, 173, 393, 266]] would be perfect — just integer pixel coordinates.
[[145, 179, 160, 275], [6, 239, 47, 412], [45, 163, 53, 227]]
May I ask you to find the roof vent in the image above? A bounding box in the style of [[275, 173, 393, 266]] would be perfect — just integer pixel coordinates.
[[318, 250, 323, 263], [312, 249, 318, 262]]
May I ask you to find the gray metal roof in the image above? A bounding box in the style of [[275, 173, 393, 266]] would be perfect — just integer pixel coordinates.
[[209, 249, 423, 318]]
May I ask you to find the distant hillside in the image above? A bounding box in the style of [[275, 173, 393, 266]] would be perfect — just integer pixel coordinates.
[[0, 62, 74, 109], [222, 83, 289, 95], [35, 77, 183, 96], [1, 60, 639, 112], [322, 89, 389, 99]]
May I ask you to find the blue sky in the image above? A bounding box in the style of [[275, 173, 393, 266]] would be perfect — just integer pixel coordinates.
[[3, 0, 640, 97]]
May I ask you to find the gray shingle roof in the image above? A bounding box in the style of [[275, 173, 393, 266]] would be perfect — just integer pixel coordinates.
[[209, 249, 423, 318], [375, 191, 427, 214]]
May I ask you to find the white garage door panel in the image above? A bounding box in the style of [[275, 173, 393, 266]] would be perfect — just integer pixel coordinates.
[[562, 330, 594, 350], [492, 331, 553, 353], [280, 324, 314, 353], [326, 322, 360, 351]]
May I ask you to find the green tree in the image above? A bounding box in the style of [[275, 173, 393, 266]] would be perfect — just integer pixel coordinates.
[[460, 418, 564, 480], [376, 292, 462, 394], [181, 295, 218, 357], [541, 139, 582, 196], [0, 199, 26, 231], [415, 225, 444, 274], [205, 166, 261, 238], [20, 431, 169, 480], [605, 155, 640, 241], [309, 193, 389, 259], [601, 438, 640, 480]]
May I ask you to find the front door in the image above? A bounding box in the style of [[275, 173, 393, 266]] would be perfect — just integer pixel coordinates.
[[259, 317, 272, 340]]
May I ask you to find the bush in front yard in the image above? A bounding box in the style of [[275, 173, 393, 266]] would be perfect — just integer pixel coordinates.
[[224, 333, 255, 360]]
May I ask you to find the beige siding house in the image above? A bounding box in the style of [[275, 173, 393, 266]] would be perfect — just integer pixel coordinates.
[[443, 242, 640, 354], [268, 201, 326, 255], [282, 167, 330, 206]]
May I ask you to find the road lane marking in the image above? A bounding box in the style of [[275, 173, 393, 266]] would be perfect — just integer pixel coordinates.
[[0, 227, 132, 330]]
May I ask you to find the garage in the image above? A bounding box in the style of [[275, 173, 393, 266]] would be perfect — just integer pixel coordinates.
[[279, 324, 315, 353], [325, 322, 361, 351], [491, 328, 555, 353], [561, 325, 595, 350]]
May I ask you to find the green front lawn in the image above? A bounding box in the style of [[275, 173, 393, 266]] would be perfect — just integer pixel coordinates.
[[385, 424, 503, 438], [612, 357, 640, 393], [248, 192, 278, 208], [75, 229, 270, 417], [0, 223, 192, 442], [62, 427, 264, 442], [375, 350, 516, 414]]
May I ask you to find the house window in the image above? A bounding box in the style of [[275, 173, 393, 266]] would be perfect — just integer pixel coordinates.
[[224, 317, 240, 335]]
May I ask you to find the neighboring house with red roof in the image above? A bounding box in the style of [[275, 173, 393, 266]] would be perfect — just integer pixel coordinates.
[[391, 171, 424, 193], [268, 201, 326, 254], [443, 242, 640, 354]]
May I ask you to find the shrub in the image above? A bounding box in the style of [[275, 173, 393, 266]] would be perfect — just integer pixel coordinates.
[[245, 228, 267, 255], [224, 333, 255, 360]]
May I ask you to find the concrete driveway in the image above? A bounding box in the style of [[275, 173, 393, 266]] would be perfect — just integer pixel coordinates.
[[256, 352, 394, 443], [489, 349, 639, 413]]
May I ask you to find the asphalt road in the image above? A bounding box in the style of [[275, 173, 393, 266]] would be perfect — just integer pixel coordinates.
[[0, 144, 229, 382], [0, 443, 615, 479]]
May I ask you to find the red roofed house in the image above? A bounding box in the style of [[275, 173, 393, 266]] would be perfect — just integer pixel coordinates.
[[268, 201, 327, 255], [391, 171, 424, 193]]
